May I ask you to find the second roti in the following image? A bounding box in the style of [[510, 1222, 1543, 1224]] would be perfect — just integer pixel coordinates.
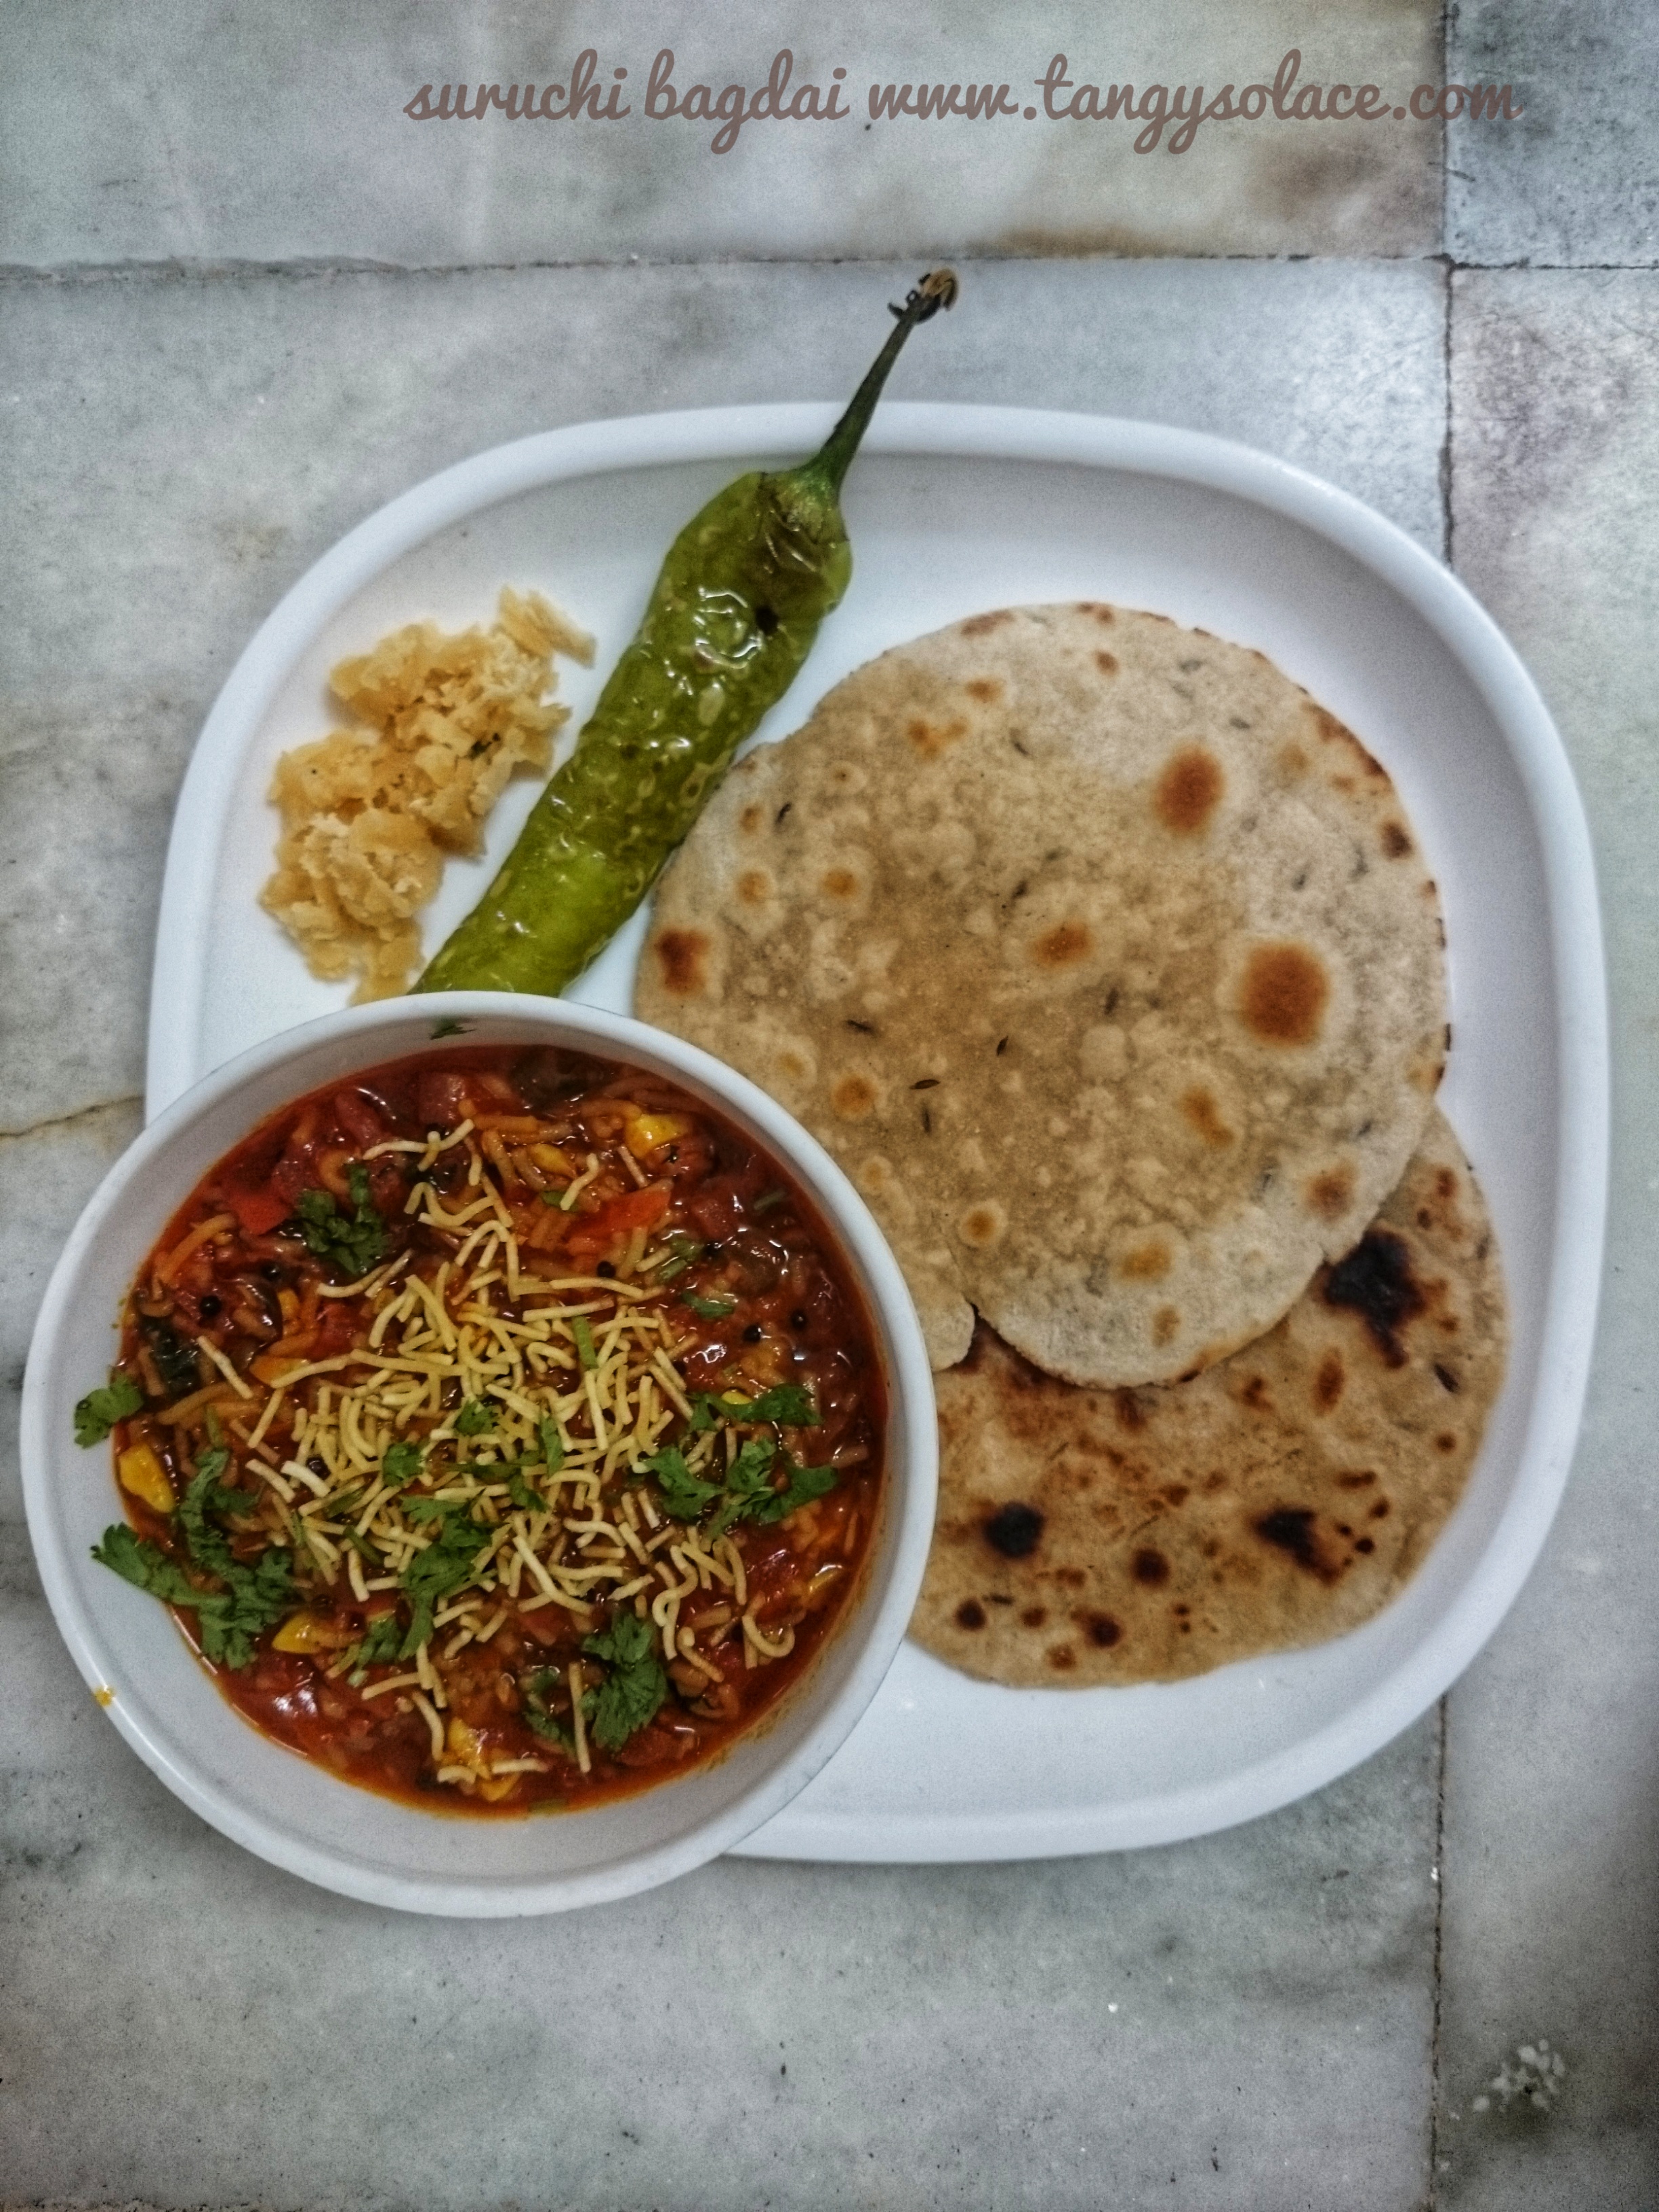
[[638, 604, 1446, 1387]]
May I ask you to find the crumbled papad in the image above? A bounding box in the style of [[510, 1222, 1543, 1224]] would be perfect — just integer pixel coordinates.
[[260, 587, 594, 1000]]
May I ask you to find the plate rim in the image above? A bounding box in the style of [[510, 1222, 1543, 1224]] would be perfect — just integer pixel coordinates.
[[142, 401, 1609, 1862]]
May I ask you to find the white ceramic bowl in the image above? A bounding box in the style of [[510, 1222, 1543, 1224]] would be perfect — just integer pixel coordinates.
[[21, 994, 937, 1915]]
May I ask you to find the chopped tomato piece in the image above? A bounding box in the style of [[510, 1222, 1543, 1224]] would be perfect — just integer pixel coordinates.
[[226, 1183, 291, 1235], [567, 1183, 670, 1254]]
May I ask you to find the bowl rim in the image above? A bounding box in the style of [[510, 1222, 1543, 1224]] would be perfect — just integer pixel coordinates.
[[21, 991, 938, 1914]]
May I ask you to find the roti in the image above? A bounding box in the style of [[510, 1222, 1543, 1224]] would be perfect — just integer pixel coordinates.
[[638, 603, 1446, 1386], [909, 1109, 1507, 1687]]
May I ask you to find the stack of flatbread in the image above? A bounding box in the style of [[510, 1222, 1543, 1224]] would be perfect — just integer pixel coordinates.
[[638, 605, 1507, 1686]]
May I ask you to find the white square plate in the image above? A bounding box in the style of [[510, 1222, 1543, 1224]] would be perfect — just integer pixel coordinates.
[[143, 404, 1607, 1860]]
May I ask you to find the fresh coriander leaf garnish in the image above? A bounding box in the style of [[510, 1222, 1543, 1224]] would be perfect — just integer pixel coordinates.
[[520, 1665, 577, 1754], [402, 1496, 455, 1523], [581, 1612, 668, 1751], [96, 1454, 297, 1670], [707, 1437, 779, 1538], [453, 1399, 495, 1437], [754, 1458, 838, 1525], [681, 1291, 737, 1321], [689, 1382, 818, 1433], [295, 1164, 388, 1278], [752, 1187, 788, 1214], [644, 1446, 722, 1523], [347, 1610, 405, 1678], [74, 1374, 144, 1447], [430, 1019, 469, 1040], [539, 1418, 565, 1474], [571, 1315, 598, 1370], [398, 1508, 492, 1658], [505, 1467, 546, 1513], [382, 1439, 424, 1486]]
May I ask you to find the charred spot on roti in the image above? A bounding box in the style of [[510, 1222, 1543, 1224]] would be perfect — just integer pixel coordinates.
[[1119, 1240, 1172, 1282], [737, 868, 773, 907], [1313, 1350, 1346, 1410], [1020, 1605, 1048, 1628], [1082, 1612, 1122, 1648], [984, 1502, 1044, 1558], [1154, 746, 1225, 836], [1336, 1471, 1376, 1488], [1277, 741, 1309, 778], [1433, 1362, 1460, 1393], [739, 803, 764, 834], [1076, 602, 1115, 625], [1132, 1548, 1171, 1587], [960, 611, 1013, 636], [1181, 1086, 1234, 1147], [653, 928, 710, 998], [831, 1073, 879, 1120], [1152, 1305, 1181, 1347], [1254, 1507, 1340, 1583], [960, 1202, 1007, 1250], [1381, 820, 1413, 858], [820, 866, 859, 900], [1435, 1431, 1457, 1453], [1113, 1390, 1147, 1431], [966, 677, 1003, 703], [1322, 1227, 1425, 1366], [906, 715, 969, 760], [1047, 1643, 1078, 1671], [955, 1598, 987, 1631], [1033, 920, 1092, 968], [1305, 1163, 1355, 1221], [1095, 651, 1119, 675], [1240, 943, 1330, 1047]]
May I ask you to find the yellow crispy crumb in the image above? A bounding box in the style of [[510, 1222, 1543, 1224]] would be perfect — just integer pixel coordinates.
[[260, 587, 594, 1000]]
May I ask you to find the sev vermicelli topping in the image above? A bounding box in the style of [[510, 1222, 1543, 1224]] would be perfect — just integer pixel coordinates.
[[79, 1045, 883, 1811]]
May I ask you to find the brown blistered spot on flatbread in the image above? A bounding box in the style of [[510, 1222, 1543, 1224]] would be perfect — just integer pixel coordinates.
[[820, 866, 859, 900], [1153, 1305, 1181, 1346], [1240, 943, 1330, 1046], [1381, 821, 1413, 858], [1277, 740, 1310, 779], [960, 611, 1013, 636], [907, 715, 970, 760], [739, 803, 764, 834], [1047, 1643, 1078, 1671], [955, 1599, 987, 1631], [960, 1202, 1007, 1249], [1095, 651, 1119, 675], [1305, 1163, 1355, 1221], [1080, 1612, 1122, 1649], [737, 869, 772, 907], [1113, 1390, 1147, 1432], [1436, 1431, 1457, 1452], [1313, 1350, 1345, 1410], [983, 1502, 1044, 1557], [1076, 602, 1115, 624], [1181, 1086, 1234, 1147], [1120, 1240, 1172, 1282], [1020, 1605, 1048, 1628], [831, 1073, 879, 1120], [1154, 746, 1225, 836], [1033, 920, 1092, 968], [1310, 705, 1388, 779], [1322, 1227, 1425, 1366], [1132, 1548, 1171, 1586], [652, 928, 710, 998], [1254, 1507, 1341, 1584], [966, 677, 1003, 704]]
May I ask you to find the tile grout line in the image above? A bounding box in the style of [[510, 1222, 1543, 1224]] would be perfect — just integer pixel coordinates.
[[3, 254, 1659, 287], [0, 1095, 142, 1147]]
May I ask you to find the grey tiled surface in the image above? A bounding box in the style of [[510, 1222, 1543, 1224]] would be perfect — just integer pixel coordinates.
[[1432, 269, 1659, 2211], [1448, 0, 1659, 267], [0, 0, 1441, 268], [6, 0, 1659, 2203]]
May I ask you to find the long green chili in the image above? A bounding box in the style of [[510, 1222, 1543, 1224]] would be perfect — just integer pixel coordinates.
[[417, 269, 960, 996]]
